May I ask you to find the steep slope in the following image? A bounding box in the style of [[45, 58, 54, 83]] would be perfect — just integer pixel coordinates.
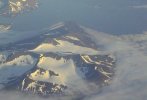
[[0, 22, 115, 97], [16, 53, 115, 96], [0, 52, 38, 89]]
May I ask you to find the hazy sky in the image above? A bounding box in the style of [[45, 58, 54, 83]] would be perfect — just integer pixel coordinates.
[[0, 1, 147, 100], [0, 0, 147, 34]]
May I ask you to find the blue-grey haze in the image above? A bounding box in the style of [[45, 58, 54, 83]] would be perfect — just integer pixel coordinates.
[[0, 0, 147, 34]]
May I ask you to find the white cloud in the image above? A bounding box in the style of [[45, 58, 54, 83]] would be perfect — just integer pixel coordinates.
[[0, 28, 147, 100], [131, 5, 147, 9], [83, 29, 147, 100]]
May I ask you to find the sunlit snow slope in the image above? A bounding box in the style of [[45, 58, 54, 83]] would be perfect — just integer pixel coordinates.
[[0, 22, 115, 97]]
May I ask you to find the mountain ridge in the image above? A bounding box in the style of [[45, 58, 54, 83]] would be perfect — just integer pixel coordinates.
[[0, 22, 115, 97]]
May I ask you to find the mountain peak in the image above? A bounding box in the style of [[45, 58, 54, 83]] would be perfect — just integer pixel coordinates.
[[0, 22, 116, 97], [48, 21, 84, 34], [0, 0, 38, 16]]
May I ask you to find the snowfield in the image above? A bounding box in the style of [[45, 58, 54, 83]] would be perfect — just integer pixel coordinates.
[[31, 39, 99, 55], [0, 54, 37, 89]]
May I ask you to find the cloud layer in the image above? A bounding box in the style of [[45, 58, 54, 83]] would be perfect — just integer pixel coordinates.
[[0, 27, 147, 100], [132, 5, 147, 9], [83, 28, 147, 100]]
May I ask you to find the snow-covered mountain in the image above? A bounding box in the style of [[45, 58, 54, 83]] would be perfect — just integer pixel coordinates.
[[0, 22, 115, 97], [0, 0, 38, 16]]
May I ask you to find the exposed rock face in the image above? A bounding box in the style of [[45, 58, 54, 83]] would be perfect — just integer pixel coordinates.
[[0, 22, 115, 97]]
